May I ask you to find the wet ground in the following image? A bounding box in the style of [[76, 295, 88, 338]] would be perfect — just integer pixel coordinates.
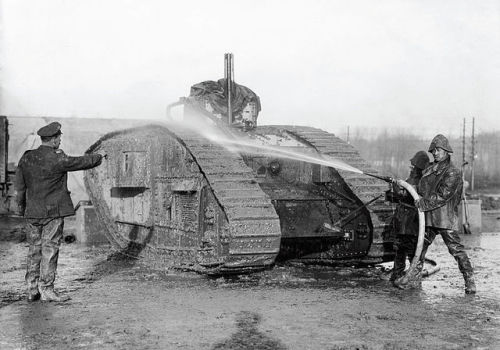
[[1, 216, 499, 349]]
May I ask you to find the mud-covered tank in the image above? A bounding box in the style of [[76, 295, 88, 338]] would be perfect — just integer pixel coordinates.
[[84, 56, 395, 275]]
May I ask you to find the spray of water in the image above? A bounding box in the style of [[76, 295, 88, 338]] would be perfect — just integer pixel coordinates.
[[209, 135, 362, 174], [166, 113, 363, 175]]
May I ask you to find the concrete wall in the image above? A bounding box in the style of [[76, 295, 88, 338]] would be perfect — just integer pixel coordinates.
[[74, 204, 108, 245]]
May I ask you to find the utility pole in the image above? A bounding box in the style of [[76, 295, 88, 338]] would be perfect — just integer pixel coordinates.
[[346, 125, 350, 144], [462, 118, 466, 166], [470, 117, 476, 191]]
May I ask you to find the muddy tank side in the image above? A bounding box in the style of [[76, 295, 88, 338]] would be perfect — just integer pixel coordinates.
[[237, 125, 395, 264], [171, 98, 395, 265], [84, 125, 281, 274], [168, 125, 282, 270]]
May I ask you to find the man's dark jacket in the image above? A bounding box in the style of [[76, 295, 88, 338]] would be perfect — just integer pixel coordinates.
[[386, 170, 422, 236], [15, 145, 102, 218], [417, 157, 463, 230]]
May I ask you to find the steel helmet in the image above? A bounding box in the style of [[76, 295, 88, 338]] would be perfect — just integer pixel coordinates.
[[428, 134, 453, 153]]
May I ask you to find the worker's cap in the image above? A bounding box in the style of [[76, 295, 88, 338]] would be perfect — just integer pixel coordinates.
[[428, 134, 453, 153], [410, 151, 430, 170], [37, 122, 62, 137]]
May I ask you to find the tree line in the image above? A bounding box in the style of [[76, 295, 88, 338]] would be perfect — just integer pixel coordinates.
[[349, 130, 500, 190]]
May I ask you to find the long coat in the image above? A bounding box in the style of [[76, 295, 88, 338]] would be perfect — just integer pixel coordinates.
[[417, 157, 463, 230], [15, 145, 102, 219], [386, 171, 421, 236]]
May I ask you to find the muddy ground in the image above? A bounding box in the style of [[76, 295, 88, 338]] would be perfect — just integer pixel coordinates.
[[1, 216, 499, 350]]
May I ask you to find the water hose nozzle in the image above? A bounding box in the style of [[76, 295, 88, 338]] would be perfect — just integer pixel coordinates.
[[363, 172, 394, 183]]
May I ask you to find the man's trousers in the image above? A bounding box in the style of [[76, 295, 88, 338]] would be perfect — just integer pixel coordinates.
[[25, 218, 64, 292], [420, 227, 474, 275]]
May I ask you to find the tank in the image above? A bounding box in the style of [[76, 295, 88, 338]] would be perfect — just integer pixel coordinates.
[[84, 55, 395, 275]]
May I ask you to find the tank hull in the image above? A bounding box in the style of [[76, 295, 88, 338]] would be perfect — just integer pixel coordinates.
[[243, 125, 394, 264], [85, 123, 395, 274], [84, 125, 281, 275]]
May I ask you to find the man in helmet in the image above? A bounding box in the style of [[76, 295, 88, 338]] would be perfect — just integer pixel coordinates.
[[414, 134, 476, 294], [386, 150, 430, 287], [15, 122, 104, 302]]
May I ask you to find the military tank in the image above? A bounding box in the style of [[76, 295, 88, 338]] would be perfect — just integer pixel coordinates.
[[84, 54, 395, 275]]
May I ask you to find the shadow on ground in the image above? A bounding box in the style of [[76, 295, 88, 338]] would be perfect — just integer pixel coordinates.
[[212, 311, 287, 350]]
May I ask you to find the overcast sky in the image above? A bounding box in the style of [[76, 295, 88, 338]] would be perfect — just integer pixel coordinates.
[[1, 0, 499, 138]]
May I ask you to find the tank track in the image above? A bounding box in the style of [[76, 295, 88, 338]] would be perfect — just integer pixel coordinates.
[[86, 124, 281, 273], [269, 125, 395, 263], [167, 126, 282, 272]]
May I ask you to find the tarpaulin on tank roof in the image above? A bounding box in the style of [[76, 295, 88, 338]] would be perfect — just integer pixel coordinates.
[[189, 78, 261, 117]]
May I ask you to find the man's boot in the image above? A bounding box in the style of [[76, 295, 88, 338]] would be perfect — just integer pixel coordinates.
[[457, 254, 476, 294], [39, 287, 70, 302], [27, 289, 41, 302], [464, 272, 477, 294], [390, 251, 406, 283], [26, 278, 40, 302], [394, 260, 423, 290]]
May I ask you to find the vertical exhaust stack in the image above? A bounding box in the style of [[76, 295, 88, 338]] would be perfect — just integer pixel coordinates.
[[224, 53, 234, 124]]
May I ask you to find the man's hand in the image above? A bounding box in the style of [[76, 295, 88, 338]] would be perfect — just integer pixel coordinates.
[[95, 152, 107, 166], [414, 198, 421, 209]]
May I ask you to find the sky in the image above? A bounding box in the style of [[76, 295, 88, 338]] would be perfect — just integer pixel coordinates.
[[1, 0, 499, 138]]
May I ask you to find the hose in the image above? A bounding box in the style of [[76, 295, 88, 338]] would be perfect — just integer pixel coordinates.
[[393, 179, 426, 286], [395, 180, 425, 269], [363, 173, 437, 283], [422, 258, 440, 277]]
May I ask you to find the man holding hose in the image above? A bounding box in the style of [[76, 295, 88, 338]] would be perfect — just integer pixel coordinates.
[[386, 151, 430, 287], [413, 134, 476, 294]]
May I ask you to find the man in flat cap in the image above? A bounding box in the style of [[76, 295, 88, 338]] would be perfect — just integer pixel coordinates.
[[15, 122, 104, 302], [386, 150, 430, 287], [413, 134, 476, 294]]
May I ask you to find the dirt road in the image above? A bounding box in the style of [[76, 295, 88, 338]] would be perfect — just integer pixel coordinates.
[[1, 217, 499, 349]]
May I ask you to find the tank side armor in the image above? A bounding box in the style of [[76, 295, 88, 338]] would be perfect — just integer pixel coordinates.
[[84, 124, 281, 274], [266, 125, 395, 263]]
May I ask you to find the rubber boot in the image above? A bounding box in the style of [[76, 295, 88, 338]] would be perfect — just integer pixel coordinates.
[[394, 260, 423, 290], [39, 287, 70, 302], [390, 251, 406, 282], [456, 254, 476, 294], [464, 272, 477, 294]]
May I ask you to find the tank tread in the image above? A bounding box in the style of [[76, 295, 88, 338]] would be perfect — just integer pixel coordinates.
[[85, 125, 281, 274], [273, 126, 394, 261], [168, 127, 282, 269]]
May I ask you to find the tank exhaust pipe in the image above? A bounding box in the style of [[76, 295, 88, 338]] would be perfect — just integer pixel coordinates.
[[224, 53, 234, 125]]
